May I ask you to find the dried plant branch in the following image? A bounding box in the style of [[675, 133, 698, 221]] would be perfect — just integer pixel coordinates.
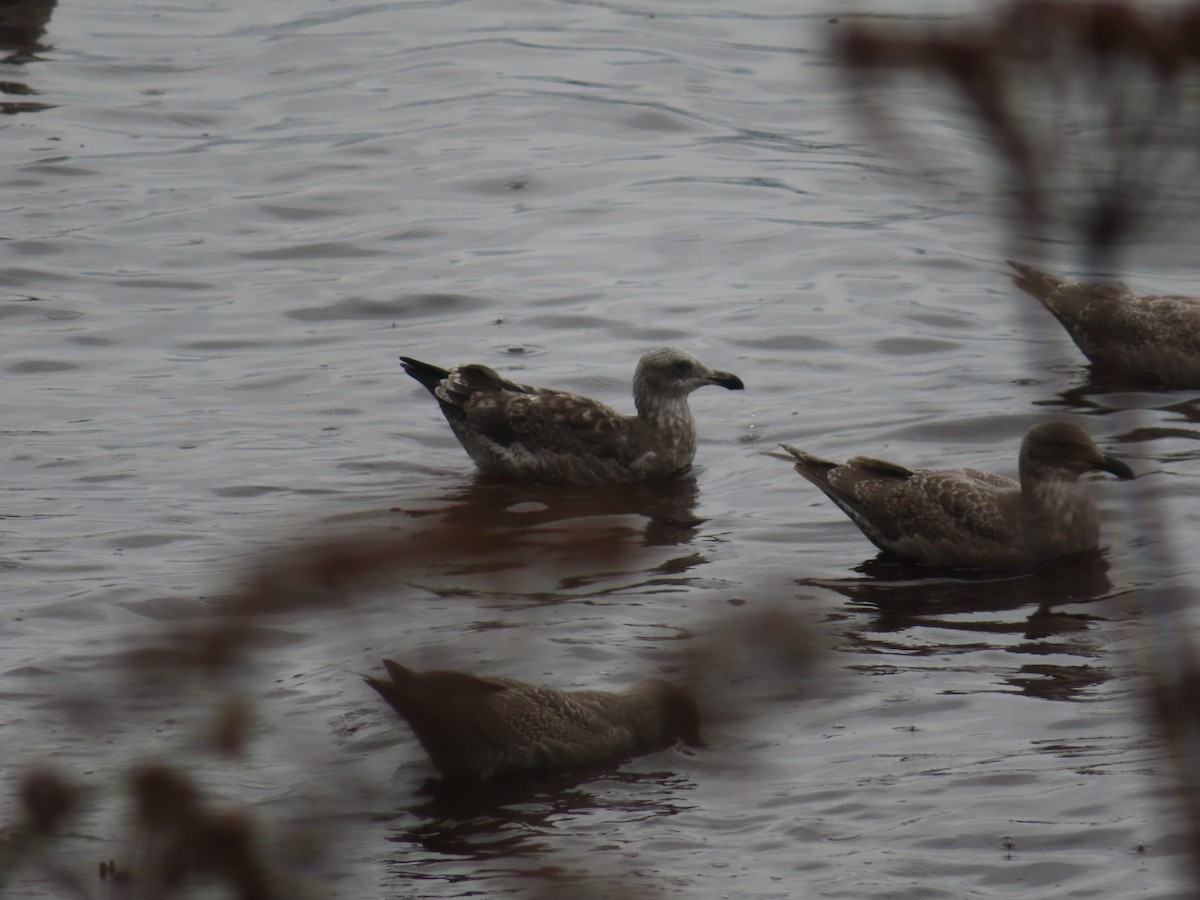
[[835, 0, 1200, 885], [837, 0, 1200, 268]]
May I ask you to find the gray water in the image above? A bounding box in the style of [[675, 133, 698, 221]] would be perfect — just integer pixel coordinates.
[[5, 0, 1199, 897]]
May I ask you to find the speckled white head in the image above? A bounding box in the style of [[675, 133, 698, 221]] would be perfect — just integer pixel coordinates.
[[632, 347, 744, 402]]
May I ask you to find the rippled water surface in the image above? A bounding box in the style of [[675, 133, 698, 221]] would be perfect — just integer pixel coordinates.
[[5, 0, 1200, 897]]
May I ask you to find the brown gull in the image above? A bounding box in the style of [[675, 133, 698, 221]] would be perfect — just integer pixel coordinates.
[[1009, 260, 1200, 386], [778, 421, 1134, 569], [399, 347, 744, 485], [364, 659, 703, 781]]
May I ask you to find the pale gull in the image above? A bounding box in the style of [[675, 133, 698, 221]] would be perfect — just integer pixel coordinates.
[[1009, 260, 1200, 386], [399, 347, 744, 485], [364, 659, 703, 781], [778, 421, 1134, 569]]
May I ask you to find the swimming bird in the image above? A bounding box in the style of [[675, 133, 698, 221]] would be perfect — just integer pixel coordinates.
[[778, 421, 1134, 569], [1009, 260, 1200, 386], [399, 348, 744, 484], [363, 659, 703, 781]]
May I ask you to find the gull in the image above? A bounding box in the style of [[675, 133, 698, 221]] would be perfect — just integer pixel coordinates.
[[778, 421, 1134, 569], [399, 347, 744, 484], [1009, 260, 1200, 386], [364, 659, 703, 781]]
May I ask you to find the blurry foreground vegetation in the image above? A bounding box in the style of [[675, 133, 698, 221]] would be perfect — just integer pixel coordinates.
[[9, 0, 1200, 895]]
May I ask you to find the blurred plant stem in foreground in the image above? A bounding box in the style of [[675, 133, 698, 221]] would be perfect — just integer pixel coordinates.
[[839, 0, 1200, 274], [836, 0, 1200, 882], [3, 506, 818, 897]]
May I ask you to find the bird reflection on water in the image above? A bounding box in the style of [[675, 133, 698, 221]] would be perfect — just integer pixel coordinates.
[[0, 0, 57, 114], [0, 0, 56, 57], [383, 766, 694, 863], [411, 471, 704, 546], [390, 472, 709, 603], [1041, 381, 1200, 447], [802, 552, 1118, 702]]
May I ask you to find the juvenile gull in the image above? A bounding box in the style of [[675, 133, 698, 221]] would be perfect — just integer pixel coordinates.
[[399, 347, 744, 485], [364, 659, 703, 781], [1009, 260, 1200, 386], [778, 421, 1134, 569]]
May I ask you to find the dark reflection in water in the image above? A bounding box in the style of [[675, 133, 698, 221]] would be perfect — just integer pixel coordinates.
[[377, 473, 709, 605], [390, 472, 706, 590], [437, 471, 704, 548], [391, 474, 709, 603], [804, 553, 1118, 701], [0, 0, 56, 113], [384, 766, 693, 863], [1038, 381, 1200, 455], [1043, 377, 1200, 423], [1004, 662, 1111, 702], [0, 0, 55, 52], [834, 551, 1114, 617]]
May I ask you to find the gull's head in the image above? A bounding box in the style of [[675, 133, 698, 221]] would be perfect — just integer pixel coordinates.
[[634, 347, 744, 399], [1019, 421, 1135, 485]]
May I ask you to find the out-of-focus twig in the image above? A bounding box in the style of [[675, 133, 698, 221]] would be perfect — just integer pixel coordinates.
[[838, 0, 1200, 270], [835, 0, 1200, 885]]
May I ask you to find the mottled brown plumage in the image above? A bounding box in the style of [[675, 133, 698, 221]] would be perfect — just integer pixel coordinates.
[[1009, 260, 1200, 386], [779, 422, 1134, 568], [364, 659, 703, 781], [400, 348, 744, 484]]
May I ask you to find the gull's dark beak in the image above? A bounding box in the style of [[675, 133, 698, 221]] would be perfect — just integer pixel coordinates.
[[707, 369, 744, 391], [1095, 454, 1135, 480]]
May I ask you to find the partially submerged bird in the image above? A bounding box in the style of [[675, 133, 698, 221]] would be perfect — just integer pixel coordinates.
[[399, 348, 744, 485], [364, 659, 703, 781], [1009, 260, 1200, 386], [779, 421, 1134, 569]]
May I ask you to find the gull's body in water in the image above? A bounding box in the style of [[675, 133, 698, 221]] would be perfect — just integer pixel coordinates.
[[1009, 260, 1200, 387], [364, 659, 703, 781], [399, 347, 744, 485], [778, 421, 1134, 569]]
